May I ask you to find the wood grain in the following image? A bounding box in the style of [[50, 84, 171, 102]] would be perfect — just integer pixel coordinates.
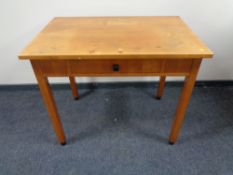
[[19, 16, 213, 60]]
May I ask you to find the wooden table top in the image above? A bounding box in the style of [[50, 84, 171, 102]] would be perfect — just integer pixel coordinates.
[[19, 16, 213, 60]]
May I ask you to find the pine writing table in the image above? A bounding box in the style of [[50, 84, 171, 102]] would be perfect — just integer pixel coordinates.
[[19, 16, 213, 145]]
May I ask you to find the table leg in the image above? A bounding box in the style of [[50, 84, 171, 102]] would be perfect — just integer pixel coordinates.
[[156, 76, 166, 99], [69, 76, 79, 100], [168, 60, 202, 144], [31, 62, 66, 145]]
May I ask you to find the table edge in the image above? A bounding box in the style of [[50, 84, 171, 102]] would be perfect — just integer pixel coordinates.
[[18, 53, 213, 60]]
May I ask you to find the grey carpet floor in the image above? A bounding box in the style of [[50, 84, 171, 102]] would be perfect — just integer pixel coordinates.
[[0, 84, 233, 175]]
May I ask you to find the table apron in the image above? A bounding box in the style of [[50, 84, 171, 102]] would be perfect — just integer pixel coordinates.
[[30, 59, 197, 77]]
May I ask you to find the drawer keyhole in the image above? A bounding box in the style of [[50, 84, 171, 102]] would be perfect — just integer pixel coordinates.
[[112, 64, 120, 72]]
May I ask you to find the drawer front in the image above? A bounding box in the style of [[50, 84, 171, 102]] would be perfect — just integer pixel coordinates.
[[32, 59, 194, 76], [70, 59, 163, 75], [70, 59, 193, 76]]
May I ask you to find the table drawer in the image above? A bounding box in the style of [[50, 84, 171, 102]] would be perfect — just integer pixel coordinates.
[[70, 59, 193, 76], [32, 59, 194, 76], [70, 59, 162, 75]]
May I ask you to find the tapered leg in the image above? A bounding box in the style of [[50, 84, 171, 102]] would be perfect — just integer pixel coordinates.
[[169, 60, 202, 144], [156, 76, 166, 99], [31, 61, 66, 145], [69, 76, 79, 100]]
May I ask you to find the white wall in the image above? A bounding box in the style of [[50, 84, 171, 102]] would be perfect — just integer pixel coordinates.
[[0, 0, 233, 84]]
